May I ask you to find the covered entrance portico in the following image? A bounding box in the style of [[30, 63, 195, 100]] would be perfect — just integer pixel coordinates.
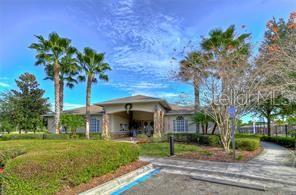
[[109, 110, 154, 137], [96, 95, 170, 139]]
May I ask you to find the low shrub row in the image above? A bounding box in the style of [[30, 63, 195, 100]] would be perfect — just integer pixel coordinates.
[[261, 136, 295, 148], [166, 133, 199, 143], [167, 133, 260, 151], [1, 140, 139, 194], [0, 133, 102, 141], [198, 135, 221, 146], [166, 133, 220, 146]]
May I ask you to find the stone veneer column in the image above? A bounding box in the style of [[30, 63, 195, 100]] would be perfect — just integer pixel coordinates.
[[153, 106, 164, 138], [102, 113, 111, 140], [160, 111, 164, 134]]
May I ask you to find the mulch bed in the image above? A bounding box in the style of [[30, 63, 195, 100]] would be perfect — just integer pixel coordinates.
[[176, 146, 263, 163], [57, 160, 149, 195]]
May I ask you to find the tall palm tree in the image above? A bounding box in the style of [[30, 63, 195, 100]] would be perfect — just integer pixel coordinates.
[[179, 51, 208, 132], [201, 25, 250, 90], [201, 25, 250, 57], [29, 32, 76, 134], [77, 47, 111, 139], [179, 51, 207, 112], [43, 47, 79, 113]]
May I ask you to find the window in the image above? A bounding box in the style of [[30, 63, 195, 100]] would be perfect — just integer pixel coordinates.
[[173, 116, 188, 132], [90, 117, 100, 132]]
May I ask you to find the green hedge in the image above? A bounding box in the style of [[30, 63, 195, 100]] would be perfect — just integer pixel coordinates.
[[167, 133, 262, 151], [166, 133, 199, 143], [166, 133, 220, 146], [0, 133, 102, 141], [235, 138, 260, 151], [0, 140, 139, 194], [261, 136, 295, 148], [198, 135, 221, 146], [0, 133, 44, 141]]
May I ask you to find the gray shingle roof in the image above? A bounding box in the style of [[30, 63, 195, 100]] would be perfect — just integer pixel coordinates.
[[95, 95, 171, 109], [43, 105, 103, 116], [166, 104, 195, 115]]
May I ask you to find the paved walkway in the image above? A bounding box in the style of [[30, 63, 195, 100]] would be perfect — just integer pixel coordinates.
[[140, 141, 296, 192]]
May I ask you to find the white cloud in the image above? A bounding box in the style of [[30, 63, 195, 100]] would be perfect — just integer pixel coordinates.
[[79, 0, 191, 80], [0, 82, 9, 88], [103, 81, 168, 91]]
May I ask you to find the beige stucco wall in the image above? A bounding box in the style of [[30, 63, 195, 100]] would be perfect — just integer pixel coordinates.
[[110, 112, 129, 133], [132, 111, 153, 121], [46, 115, 102, 134]]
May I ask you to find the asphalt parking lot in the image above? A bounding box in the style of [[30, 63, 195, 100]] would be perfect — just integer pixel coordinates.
[[123, 172, 284, 195]]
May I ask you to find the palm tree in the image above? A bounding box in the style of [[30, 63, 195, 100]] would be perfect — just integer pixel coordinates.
[[179, 51, 208, 132], [201, 25, 250, 56], [201, 25, 250, 90], [77, 47, 111, 139], [29, 32, 76, 134], [43, 47, 79, 113], [179, 51, 207, 111]]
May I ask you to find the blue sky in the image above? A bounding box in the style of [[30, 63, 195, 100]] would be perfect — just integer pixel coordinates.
[[0, 0, 295, 110]]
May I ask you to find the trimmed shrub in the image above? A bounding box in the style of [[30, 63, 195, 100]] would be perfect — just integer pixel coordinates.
[[1, 140, 139, 194], [0, 133, 102, 141], [261, 136, 295, 148], [166, 133, 220, 146], [43, 133, 70, 140], [198, 135, 221, 146], [235, 133, 263, 139], [70, 133, 102, 140], [0, 149, 26, 167], [0, 133, 44, 141], [166, 133, 199, 143], [235, 138, 260, 151]]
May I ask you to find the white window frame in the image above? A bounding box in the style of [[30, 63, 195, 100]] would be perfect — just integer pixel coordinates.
[[173, 116, 188, 132], [90, 117, 100, 132]]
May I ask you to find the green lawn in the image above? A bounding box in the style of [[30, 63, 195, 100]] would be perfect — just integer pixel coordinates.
[[0, 140, 139, 194], [138, 143, 201, 157]]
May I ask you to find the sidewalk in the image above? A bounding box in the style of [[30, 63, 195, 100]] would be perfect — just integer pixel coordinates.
[[140, 141, 296, 192]]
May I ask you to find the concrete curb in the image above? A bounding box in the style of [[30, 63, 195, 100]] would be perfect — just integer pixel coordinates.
[[79, 164, 155, 195], [190, 175, 266, 191]]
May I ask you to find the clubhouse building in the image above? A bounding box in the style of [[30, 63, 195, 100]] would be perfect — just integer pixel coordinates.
[[45, 95, 198, 137]]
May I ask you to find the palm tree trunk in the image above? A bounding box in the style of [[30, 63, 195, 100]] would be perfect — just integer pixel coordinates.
[[85, 75, 92, 139], [193, 73, 200, 133], [54, 62, 61, 134], [59, 79, 64, 114]]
